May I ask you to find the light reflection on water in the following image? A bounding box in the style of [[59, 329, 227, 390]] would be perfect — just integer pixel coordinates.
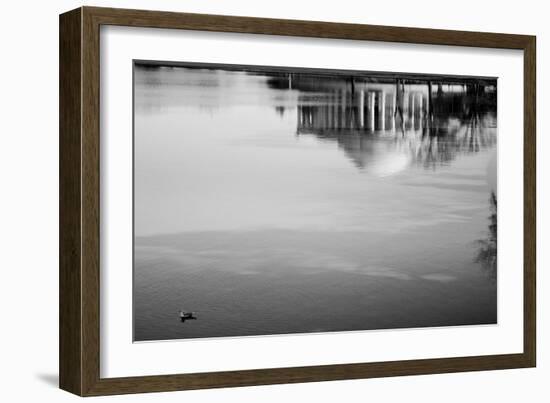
[[133, 65, 497, 341]]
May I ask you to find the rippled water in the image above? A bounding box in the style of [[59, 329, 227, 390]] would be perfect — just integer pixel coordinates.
[[133, 64, 497, 341]]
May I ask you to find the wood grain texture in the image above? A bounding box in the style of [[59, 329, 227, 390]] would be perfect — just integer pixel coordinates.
[[59, 6, 537, 396], [59, 7, 82, 396], [81, 7, 101, 396], [86, 6, 531, 49], [523, 37, 536, 367]]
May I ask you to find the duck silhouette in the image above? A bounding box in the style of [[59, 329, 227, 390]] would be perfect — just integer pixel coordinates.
[[179, 310, 197, 322]]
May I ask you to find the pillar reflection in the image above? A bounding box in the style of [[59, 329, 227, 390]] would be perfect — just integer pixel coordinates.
[[288, 76, 496, 172]]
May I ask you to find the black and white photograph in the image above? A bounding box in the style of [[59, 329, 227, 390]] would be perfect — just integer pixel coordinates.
[[1, 0, 543, 399], [133, 61, 498, 342]]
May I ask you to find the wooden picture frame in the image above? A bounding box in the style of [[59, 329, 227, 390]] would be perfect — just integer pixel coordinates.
[[59, 6, 536, 396]]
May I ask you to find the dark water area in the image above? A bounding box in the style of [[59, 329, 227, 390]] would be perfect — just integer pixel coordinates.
[[133, 63, 497, 341]]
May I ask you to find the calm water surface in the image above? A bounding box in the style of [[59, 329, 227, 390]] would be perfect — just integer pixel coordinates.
[[133, 65, 497, 341]]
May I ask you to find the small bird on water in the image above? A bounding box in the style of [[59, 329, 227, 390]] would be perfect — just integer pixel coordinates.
[[179, 310, 197, 322]]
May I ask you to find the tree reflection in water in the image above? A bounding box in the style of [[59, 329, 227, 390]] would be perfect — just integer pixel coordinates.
[[475, 192, 497, 281]]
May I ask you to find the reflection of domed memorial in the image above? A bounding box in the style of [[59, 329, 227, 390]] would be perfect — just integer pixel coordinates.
[[289, 74, 496, 173]]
